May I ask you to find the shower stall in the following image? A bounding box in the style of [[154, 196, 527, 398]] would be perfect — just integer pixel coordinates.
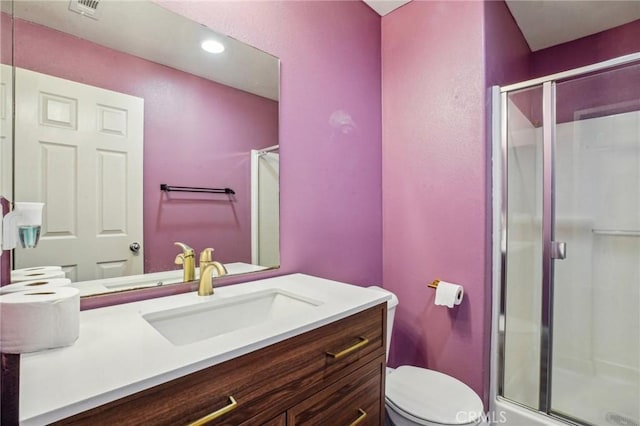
[[491, 54, 640, 426]]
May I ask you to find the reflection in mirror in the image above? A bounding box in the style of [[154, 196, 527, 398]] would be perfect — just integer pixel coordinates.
[[7, 0, 280, 297]]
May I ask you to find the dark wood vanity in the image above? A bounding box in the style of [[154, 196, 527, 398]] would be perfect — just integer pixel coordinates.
[[53, 303, 387, 425]]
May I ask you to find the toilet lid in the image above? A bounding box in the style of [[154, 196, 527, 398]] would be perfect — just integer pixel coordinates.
[[386, 366, 484, 425]]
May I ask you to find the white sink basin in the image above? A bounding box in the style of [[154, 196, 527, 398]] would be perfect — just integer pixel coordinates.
[[142, 289, 322, 345]]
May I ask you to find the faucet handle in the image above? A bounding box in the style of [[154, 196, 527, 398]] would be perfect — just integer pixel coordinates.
[[174, 242, 194, 256], [199, 247, 215, 265]]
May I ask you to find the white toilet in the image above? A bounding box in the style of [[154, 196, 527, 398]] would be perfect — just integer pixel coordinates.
[[368, 286, 486, 426]]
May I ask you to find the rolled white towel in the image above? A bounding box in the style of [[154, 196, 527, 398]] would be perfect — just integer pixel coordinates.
[[1, 278, 71, 294], [11, 266, 63, 279], [11, 270, 66, 282]]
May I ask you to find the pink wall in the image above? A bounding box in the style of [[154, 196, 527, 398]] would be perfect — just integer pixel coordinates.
[[14, 19, 278, 272], [484, 1, 531, 87], [156, 1, 383, 286], [381, 0, 530, 405], [382, 0, 488, 401]]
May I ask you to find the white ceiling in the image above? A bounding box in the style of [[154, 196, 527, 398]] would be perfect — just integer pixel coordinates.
[[363, 0, 411, 16], [506, 0, 640, 51], [364, 0, 640, 53]]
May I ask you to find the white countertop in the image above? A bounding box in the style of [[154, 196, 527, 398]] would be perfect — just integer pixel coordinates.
[[19, 273, 389, 425]]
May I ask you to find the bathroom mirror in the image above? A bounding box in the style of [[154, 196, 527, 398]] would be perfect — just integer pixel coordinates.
[[4, 0, 280, 296]]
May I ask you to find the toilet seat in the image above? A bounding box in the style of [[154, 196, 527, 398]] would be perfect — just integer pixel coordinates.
[[386, 366, 484, 425]]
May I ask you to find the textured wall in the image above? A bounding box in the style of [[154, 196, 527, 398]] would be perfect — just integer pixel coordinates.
[[484, 0, 531, 88], [156, 1, 383, 286], [382, 0, 488, 401], [13, 19, 278, 272], [381, 0, 531, 405]]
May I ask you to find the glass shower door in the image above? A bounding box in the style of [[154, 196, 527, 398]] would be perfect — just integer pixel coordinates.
[[502, 85, 544, 410], [550, 63, 640, 425], [499, 58, 640, 426]]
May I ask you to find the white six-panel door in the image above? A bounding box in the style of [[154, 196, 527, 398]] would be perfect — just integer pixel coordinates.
[[14, 67, 144, 282]]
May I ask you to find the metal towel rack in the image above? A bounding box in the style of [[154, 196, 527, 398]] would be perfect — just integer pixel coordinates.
[[160, 184, 235, 195]]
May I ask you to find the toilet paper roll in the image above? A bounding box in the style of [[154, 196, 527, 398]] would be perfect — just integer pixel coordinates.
[[11, 270, 66, 282], [0, 287, 80, 353], [0, 278, 72, 294], [434, 281, 464, 308]]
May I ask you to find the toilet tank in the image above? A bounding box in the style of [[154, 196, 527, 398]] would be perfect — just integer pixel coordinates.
[[367, 286, 398, 362]]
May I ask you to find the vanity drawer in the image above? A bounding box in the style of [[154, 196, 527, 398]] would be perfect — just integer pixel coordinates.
[[54, 303, 385, 425], [287, 355, 385, 425]]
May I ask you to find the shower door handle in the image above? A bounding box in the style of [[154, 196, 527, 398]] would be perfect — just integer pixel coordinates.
[[551, 241, 566, 260]]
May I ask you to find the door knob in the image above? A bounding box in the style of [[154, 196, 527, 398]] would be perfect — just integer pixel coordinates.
[[129, 242, 141, 253]]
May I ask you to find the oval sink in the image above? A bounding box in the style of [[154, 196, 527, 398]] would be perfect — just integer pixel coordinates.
[[142, 289, 322, 346]]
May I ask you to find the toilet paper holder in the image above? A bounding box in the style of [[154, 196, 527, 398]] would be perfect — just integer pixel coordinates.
[[427, 279, 441, 289]]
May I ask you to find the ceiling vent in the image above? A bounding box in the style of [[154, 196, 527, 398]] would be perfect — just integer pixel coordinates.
[[69, 0, 101, 20]]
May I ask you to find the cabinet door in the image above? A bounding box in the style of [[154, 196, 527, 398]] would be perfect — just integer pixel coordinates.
[[287, 356, 385, 426]]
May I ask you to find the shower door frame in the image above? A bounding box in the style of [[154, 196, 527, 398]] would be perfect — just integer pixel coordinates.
[[490, 52, 640, 426]]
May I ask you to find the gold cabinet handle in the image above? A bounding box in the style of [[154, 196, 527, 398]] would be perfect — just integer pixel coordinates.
[[349, 408, 367, 426], [188, 396, 238, 426], [326, 337, 369, 359]]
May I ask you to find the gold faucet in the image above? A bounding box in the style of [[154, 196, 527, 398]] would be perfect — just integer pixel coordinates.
[[174, 242, 195, 282], [198, 261, 228, 296]]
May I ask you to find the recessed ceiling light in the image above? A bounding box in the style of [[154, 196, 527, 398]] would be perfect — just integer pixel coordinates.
[[201, 40, 225, 54]]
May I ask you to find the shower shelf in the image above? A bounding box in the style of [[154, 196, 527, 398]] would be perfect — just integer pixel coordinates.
[[591, 229, 640, 237]]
